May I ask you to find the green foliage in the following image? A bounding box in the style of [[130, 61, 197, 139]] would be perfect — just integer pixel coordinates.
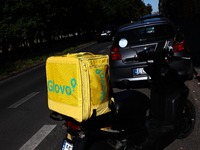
[[106, 0, 147, 23], [0, 0, 151, 40], [146, 3, 153, 15], [0, 0, 154, 78], [0, 0, 153, 55], [0, 44, 79, 77]]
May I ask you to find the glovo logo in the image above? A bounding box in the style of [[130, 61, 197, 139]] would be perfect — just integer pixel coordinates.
[[96, 69, 106, 102], [48, 78, 76, 95]]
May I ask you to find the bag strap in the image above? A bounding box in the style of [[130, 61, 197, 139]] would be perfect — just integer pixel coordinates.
[[64, 52, 94, 58]]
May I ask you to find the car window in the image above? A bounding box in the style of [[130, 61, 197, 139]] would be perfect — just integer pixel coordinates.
[[115, 24, 175, 46]]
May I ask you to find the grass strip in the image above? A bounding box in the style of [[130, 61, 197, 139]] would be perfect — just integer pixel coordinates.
[[0, 46, 77, 78]]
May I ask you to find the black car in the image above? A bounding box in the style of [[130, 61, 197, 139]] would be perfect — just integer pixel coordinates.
[[96, 25, 117, 43], [109, 17, 193, 89], [140, 12, 163, 20]]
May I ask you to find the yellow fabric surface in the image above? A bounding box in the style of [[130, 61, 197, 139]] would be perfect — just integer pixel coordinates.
[[46, 52, 110, 122]]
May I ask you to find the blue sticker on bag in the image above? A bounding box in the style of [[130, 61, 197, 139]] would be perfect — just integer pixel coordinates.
[[96, 69, 106, 102]]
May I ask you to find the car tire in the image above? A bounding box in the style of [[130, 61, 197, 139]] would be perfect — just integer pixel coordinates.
[[177, 100, 196, 139]]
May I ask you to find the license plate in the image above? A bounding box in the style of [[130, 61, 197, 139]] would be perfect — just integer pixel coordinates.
[[62, 140, 73, 150], [135, 68, 146, 75]]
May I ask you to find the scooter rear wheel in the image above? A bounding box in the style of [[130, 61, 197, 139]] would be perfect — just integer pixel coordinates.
[[178, 100, 196, 139]]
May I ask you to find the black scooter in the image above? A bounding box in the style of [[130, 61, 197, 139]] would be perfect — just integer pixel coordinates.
[[50, 41, 196, 150]]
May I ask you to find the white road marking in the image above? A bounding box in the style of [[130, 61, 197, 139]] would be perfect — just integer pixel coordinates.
[[19, 125, 56, 150], [99, 45, 111, 53], [106, 45, 111, 48], [99, 49, 106, 53], [72, 42, 96, 52], [8, 92, 40, 108]]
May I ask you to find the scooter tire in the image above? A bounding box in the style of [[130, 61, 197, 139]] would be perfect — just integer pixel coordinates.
[[89, 141, 114, 150], [178, 100, 196, 139]]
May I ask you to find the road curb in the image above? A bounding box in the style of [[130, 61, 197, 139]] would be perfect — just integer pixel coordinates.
[[0, 61, 46, 83]]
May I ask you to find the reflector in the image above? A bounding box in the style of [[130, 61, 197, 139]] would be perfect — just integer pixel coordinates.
[[66, 121, 81, 130]]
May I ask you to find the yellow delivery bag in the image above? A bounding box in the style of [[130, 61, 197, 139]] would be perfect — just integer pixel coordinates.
[[46, 52, 111, 122]]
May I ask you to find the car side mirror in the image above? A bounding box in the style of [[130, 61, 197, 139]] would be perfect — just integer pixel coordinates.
[[174, 30, 184, 43]]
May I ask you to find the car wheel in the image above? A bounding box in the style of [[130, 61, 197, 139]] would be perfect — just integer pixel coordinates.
[[178, 100, 196, 139]]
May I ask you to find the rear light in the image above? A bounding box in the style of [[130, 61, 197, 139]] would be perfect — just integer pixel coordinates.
[[173, 41, 184, 53], [66, 121, 81, 130], [95, 33, 100, 36], [111, 46, 122, 60]]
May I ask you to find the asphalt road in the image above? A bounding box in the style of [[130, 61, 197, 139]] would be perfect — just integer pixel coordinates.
[[0, 41, 199, 150]]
